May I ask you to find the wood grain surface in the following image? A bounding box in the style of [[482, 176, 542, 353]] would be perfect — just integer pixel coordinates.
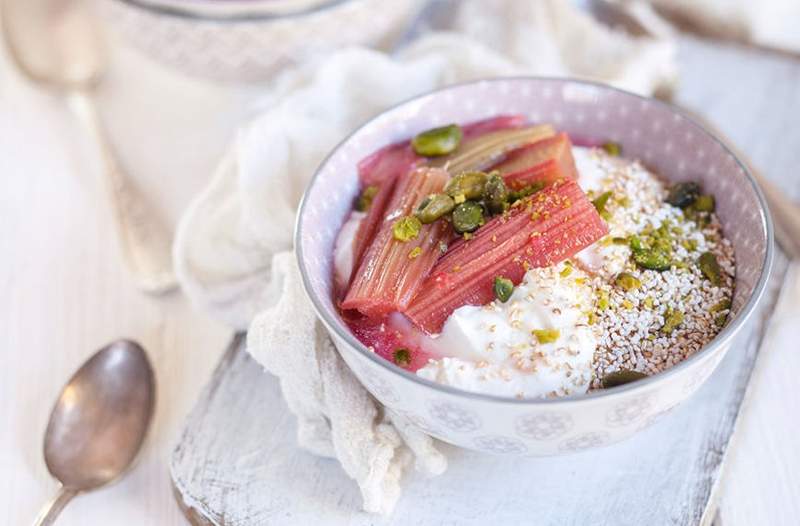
[[3, 21, 799, 526]]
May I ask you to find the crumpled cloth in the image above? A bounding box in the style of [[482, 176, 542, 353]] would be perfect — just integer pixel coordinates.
[[173, 0, 676, 514], [619, 0, 800, 54]]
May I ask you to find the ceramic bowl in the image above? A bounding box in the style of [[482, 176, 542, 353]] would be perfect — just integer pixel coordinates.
[[295, 77, 773, 456], [100, 0, 423, 83]]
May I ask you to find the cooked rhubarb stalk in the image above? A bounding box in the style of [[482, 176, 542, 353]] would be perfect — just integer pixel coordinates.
[[405, 179, 608, 333], [461, 114, 526, 138], [432, 124, 556, 174], [491, 132, 579, 190], [350, 179, 399, 285], [342, 167, 452, 317], [357, 142, 421, 186], [357, 115, 525, 185]]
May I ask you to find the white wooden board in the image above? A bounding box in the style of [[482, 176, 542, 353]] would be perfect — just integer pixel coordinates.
[[170, 36, 798, 526]]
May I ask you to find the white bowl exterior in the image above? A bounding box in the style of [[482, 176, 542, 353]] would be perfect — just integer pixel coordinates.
[[297, 78, 770, 455], [331, 327, 728, 455], [101, 0, 422, 82]]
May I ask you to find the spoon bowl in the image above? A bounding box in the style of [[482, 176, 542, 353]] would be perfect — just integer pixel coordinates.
[[34, 340, 155, 525], [44, 340, 155, 489], [1, 0, 105, 89]]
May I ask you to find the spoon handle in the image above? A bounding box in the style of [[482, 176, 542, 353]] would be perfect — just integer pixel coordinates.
[[70, 91, 178, 294], [33, 487, 78, 526]]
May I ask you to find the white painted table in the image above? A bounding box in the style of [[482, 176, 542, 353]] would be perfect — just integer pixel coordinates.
[[2, 27, 799, 526]]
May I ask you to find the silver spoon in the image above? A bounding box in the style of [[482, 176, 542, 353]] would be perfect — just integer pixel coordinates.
[[1, 0, 178, 293], [33, 340, 156, 526]]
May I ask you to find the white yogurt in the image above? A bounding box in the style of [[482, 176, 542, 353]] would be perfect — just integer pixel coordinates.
[[333, 211, 365, 290], [573, 146, 611, 194], [419, 263, 596, 399]]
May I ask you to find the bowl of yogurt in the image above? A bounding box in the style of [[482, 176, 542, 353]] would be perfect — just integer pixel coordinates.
[[295, 77, 773, 455]]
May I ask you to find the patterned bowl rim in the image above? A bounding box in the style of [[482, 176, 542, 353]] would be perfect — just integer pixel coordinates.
[[295, 76, 774, 405], [114, 0, 353, 22]]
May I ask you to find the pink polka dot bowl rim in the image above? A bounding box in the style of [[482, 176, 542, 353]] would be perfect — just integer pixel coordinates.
[[295, 77, 773, 455]]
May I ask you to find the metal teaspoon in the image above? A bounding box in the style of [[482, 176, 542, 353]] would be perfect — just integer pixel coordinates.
[[33, 340, 156, 525], [1, 0, 178, 293]]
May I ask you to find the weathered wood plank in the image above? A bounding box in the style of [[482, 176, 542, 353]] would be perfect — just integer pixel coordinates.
[[170, 36, 799, 526], [170, 263, 783, 526]]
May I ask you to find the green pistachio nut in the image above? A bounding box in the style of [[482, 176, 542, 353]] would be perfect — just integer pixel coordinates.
[[452, 201, 485, 233], [412, 124, 463, 157], [444, 171, 489, 201], [415, 193, 455, 224]]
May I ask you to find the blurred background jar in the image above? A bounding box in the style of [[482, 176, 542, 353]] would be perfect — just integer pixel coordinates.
[[99, 0, 426, 83]]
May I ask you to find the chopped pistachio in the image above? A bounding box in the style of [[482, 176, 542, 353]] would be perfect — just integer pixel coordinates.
[[392, 348, 411, 367], [532, 328, 561, 344], [412, 124, 462, 157], [508, 181, 547, 203], [698, 251, 722, 285], [666, 182, 701, 208], [681, 238, 698, 252], [711, 298, 731, 313], [661, 308, 684, 334], [484, 172, 509, 214], [597, 289, 610, 310], [560, 265, 573, 278], [622, 299, 634, 310], [643, 296, 654, 309], [444, 171, 488, 201], [355, 185, 379, 212], [592, 191, 613, 220], [408, 247, 422, 259], [693, 194, 715, 212], [633, 248, 672, 271], [630, 233, 673, 271], [392, 216, 421, 242], [452, 201, 485, 233], [416, 193, 455, 224], [612, 236, 628, 245], [602, 141, 621, 156], [601, 369, 647, 388], [715, 313, 728, 328], [493, 276, 514, 303], [615, 272, 642, 291], [587, 312, 597, 325], [599, 236, 614, 247], [615, 194, 631, 207]]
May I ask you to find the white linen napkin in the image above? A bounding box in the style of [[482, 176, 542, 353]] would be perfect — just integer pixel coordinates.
[[173, 0, 676, 514]]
